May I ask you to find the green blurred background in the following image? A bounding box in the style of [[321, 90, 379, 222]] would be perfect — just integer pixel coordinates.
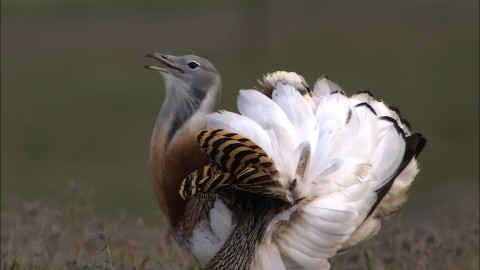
[[2, 0, 478, 221]]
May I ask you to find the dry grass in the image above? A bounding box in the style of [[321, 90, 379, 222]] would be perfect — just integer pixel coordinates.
[[331, 208, 479, 269], [1, 182, 195, 270], [1, 183, 478, 270]]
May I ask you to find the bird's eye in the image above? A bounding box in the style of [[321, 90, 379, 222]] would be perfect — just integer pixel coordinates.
[[187, 61, 200, 70]]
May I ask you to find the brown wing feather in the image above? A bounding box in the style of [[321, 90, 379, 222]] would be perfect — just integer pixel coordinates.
[[183, 128, 292, 203], [179, 164, 234, 200], [197, 128, 278, 177]]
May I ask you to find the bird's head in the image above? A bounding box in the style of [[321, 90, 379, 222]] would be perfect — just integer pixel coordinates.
[[146, 53, 221, 103], [146, 53, 222, 148]]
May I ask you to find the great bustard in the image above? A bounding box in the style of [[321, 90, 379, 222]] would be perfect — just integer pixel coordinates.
[[146, 54, 426, 269]]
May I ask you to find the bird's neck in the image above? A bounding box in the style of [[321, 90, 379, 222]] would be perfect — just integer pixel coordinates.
[[149, 84, 219, 228], [154, 86, 209, 149]]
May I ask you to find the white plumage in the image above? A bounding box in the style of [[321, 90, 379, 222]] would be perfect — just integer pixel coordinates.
[[201, 72, 425, 269]]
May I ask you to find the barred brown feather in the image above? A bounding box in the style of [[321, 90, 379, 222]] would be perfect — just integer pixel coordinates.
[[179, 164, 233, 200], [179, 129, 292, 202], [197, 129, 278, 177]]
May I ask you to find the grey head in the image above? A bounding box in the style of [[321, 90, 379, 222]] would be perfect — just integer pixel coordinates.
[[146, 53, 222, 148]]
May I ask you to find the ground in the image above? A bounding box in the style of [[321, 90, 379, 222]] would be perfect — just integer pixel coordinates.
[[1, 183, 478, 269]]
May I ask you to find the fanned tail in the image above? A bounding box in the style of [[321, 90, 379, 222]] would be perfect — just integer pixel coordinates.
[[199, 72, 425, 269]]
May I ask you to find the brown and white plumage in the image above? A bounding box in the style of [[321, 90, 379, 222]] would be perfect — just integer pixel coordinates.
[[185, 72, 425, 269], [147, 54, 426, 269]]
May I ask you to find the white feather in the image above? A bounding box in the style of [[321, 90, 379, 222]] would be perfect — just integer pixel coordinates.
[[377, 158, 419, 216], [284, 219, 346, 245], [337, 104, 379, 160], [312, 76, 344, 98], [314, 92, 351, 132], [278, 241, 330, 269], [189, 219, 223, 262], [272, 83, 317, 149], [203, 71, 422, 269], [340, 216, 381, 250], [237, 89, 295, 138], [237, 89, 297, 181], [368, 119, 406, 186], [205, 111, 273, 154], [209, 199, 236, 243], [254, 243, 287, 270]]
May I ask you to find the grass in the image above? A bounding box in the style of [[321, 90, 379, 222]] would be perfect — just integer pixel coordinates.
[[1, 182, 478, 270], [1, 181, 195, 270], [331, 208, 479, 269]]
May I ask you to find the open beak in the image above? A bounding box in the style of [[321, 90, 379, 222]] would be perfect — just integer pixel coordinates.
[[145, 53, 184, 73]]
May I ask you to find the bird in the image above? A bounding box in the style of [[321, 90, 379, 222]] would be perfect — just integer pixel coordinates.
[[146, 54, 426, 269]]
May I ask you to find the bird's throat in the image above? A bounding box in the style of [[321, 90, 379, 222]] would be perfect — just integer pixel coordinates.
[[153, 94, 198, 150]]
